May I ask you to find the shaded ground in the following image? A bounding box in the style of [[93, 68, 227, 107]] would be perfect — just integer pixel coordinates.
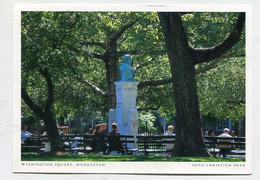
[[21, 153, 245, 162]]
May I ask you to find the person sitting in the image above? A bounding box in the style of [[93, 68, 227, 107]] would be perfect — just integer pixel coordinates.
[[57, 125, 68, 135], [231, 131, 237, 137], [101, 123, 107, 135], [230, 131, 237, 150], [21, 125, 33, 144], [107, 123, 122, 154], [164, 125, 175, 157], [218, 128, 234, 158], [93, 124, 107, 154], [85, 128, 93, 135], [209, 129, 215, 136], [109, 123, 119, 135]]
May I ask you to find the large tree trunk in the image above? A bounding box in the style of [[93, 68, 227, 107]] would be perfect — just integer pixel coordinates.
[[22, 88, 61, 152], [158, 12, 245, 156], [105, 40, 120, 110], [158, 12, 209, 156], [43, 114, 61, 152], [169, 52, 208, 156], [22, 68, 61, 153]]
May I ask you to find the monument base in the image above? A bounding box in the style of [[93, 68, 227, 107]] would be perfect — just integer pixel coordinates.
[[108, 81, 139, 148]]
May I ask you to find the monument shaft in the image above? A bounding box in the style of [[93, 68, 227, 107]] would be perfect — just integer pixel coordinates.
[[109, 82, 139, 136]]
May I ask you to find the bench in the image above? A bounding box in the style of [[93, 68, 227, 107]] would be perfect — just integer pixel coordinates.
[[135, 135, 175, 156], [204, 136, 246, 157], [21, 134, 245, 158], [135, 135, 245, 157], [61, 134, 135, 155], [21, 136, 45, 154]]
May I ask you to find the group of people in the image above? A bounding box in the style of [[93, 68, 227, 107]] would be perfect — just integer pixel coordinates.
[[21, 124, 69, 142], [163, 126, 239, 158], [204, 128, 238, 158], [90, 122, 122, 154], [206, 129, 237, 137], [22, 122, 238, 158]]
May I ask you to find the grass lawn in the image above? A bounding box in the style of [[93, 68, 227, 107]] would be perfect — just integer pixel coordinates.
[[21, 153, 245, 162]]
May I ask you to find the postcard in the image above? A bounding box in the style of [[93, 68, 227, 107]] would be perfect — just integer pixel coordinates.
[[13, 3, 252, 174]]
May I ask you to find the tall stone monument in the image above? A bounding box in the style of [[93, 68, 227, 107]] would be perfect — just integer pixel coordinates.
[[109, 54, 139, 147]]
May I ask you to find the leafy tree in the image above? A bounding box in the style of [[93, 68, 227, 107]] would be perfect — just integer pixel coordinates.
[[198, 57, 245, 121], [21, 11, 245, 155], [21, 12, 87, 151], [158, 12, 245, 156], [138, 112, 157, 132]]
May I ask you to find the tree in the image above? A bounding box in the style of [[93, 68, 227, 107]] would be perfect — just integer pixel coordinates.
[[76, 12, 168, 110], [21, 12, 85, 152], [158, 12, 245, 156], [21, 12, 245, 154], [138, 112, 157, 133]]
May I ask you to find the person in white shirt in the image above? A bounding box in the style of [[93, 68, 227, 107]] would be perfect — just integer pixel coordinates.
[[165, 125, 175, 157], [218, 128, 234, 158]]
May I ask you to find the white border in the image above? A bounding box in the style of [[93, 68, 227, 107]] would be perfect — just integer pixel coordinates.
[[12, 3, 252, 174]]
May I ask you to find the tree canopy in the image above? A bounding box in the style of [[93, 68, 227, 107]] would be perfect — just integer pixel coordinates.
[[21, 11, 245, 154], [22, 12, 245, 122]]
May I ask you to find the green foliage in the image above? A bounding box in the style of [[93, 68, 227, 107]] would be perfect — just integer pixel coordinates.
[[181, 12, 245, 121], [21, 11, 245, 126], [197, 57, 245, 121], [138, 112, 157, 131]]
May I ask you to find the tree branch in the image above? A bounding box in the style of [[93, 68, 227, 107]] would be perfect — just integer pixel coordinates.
[[138, 77, 172, 89], [134, 58, 153, 70], [110, 19, 138, 42], [137, 106, 161, 111], [196, 54, 245, 75], [193, 12, 245, 64], [37, 67, 54, 113], [57, 17, 81, 49], [227, 99, 245, 105], [195, 58, 222, 75], [21, 88, 44, 118], [75, 76, 108, 97], [79, 40, 105, 49], [89, 52, 106, 60], [158, 12, 190, 52], [138, 52, 245, 90], [117, 49, 167, 58], [117, 35, 128, 45], [117, 50, 144, 57]]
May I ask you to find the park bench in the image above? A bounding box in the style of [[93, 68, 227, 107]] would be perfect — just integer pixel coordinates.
[[21, 134, 245, 158], [204, 136, 246, 157], [21, 136, 45, 154], [133, 135, 245, 157], [21, 134, 135, 154], [134, 135, 175, 156], [61, 134, 135, 155]]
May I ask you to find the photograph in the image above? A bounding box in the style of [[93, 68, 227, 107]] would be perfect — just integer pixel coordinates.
[[12, 4, 251, 174]]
